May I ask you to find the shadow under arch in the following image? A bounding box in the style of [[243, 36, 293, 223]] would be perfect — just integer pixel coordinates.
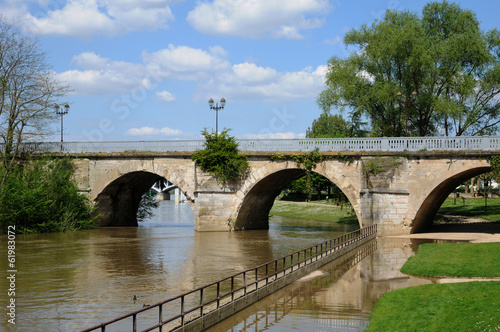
[[234, 169, 306, 230], [411, 165, 491, 233], [94, 171, 167, 227], [234, 168, 359, 231]]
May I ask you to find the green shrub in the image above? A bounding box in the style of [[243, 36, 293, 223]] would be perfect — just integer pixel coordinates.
[[0, 158, 97, 233], [192, 129, 250, 184]]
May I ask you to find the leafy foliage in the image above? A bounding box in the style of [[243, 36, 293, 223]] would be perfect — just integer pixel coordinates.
[[306, 112, 367, 138], [0, 158, 97, 233], [363, 158, 387, 176], [490, 155, 500, 182], [137, 192, 159, 222], [318, 1, 500, 137], [290, 149, 323, 201], [192, 129, 250, 184]]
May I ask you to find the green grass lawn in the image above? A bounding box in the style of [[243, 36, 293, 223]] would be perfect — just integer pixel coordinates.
[[269, 195, 500, 225], [366, 281, 500, 332], [269, 200, 358, 224], [437, 196, 500, 222], [367, 242, 500, 331], [401, 242, 500, 278]]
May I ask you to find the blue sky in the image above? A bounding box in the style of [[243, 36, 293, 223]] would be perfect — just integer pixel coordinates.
[[2, 0, 500, 142]]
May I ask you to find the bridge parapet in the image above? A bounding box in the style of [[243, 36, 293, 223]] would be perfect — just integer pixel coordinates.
[[7, 135, 500, 154]]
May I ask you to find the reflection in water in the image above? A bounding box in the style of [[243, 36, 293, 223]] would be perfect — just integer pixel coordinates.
[[207, 239, 432, 332], [0, 200, 430, 332]]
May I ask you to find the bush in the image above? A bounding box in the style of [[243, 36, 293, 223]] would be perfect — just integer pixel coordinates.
[[0, 158, 97, 233], [192, 129, 250, 184]]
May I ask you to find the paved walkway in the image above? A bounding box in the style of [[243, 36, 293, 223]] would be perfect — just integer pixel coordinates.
[[385, 221, 500, 243]]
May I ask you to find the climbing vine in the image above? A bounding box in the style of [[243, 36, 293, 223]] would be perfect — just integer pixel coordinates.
[[362, 158, 386, 176], [291, 149, 323, 201], [192, 129, 250, 184], [489, 156, 500, 186], [490, 155, 500, 174]]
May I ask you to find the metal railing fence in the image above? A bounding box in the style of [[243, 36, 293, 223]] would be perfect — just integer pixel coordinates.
[[81, 225, 377, 332], [4, 136, 500, 154]]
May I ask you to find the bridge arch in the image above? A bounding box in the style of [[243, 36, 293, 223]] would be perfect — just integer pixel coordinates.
[[233, 159, 363, 231], [411, 164, 491, 233], [94, 171, 164, 226], [92, 165, 195, 227]]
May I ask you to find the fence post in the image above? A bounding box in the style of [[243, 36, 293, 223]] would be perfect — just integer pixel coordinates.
[[381, 137, 389, 151]]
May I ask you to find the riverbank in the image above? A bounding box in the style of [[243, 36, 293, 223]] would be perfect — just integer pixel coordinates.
[[270, 200, 357, 223], [366, 242, 500, 331], [271, 196, 500, 226]]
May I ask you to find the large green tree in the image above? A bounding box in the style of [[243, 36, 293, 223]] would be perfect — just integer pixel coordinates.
[[318, 1, 500, 137], [306, 112, 367, 138]]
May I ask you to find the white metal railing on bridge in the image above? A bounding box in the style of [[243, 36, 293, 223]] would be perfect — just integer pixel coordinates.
[[4, 136, 500, 154]]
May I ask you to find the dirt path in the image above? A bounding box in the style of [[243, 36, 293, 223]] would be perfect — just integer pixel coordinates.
[[385, 221, 500, 243]]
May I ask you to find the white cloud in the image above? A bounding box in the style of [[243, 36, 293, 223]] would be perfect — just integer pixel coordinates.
[[187, 0, 332, 39], [124, 126, 184, 136], [3, 0, 175, 37], [199, 64, 328, 103], [241, 132, 305, 139], [156, 90, 176, 102], [72, 52, 111, 70], [232, 63, 278, 84], [324, 36, 342, 45], [56, 47, 327, 103], [57, 52, 149, 95], [357, 70, 375, 83], [142, 44, 231, 81]]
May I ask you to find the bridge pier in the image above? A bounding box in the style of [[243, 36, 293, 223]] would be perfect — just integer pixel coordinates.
[[156, 192, 170, 201], [194, 178, 236, 231], [360, 189, 410, 235]]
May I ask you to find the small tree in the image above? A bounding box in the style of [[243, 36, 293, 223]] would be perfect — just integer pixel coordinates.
[[0, 18, 70, 186], [192, 129, 250, 184]]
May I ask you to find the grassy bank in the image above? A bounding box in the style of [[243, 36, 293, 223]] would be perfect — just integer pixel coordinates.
[[366, 282, 500, 332], [401, 242, 500, 278], [269, 200, 357, 224], [269, 196, 500, 225], [437, 196, 500, 222], [366, 243, 500, 331]]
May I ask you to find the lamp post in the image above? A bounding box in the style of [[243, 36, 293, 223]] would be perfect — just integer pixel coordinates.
[[55, 104, 70, 151], [396, 90, 417, 137], [208, 98, 226, 135]]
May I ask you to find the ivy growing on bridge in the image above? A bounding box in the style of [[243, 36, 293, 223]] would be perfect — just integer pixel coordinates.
[[290, 149, 323, 202], [192, 129, 250, 185], [490, 156, 500, 173]]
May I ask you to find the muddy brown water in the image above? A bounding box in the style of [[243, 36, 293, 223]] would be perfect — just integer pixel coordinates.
[[1, 200, 457, 331]]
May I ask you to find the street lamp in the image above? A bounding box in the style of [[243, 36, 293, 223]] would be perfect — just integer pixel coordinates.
[[208, 98, 226, 135], [55, 104, 70, 151], [396, 90, 417, 137]]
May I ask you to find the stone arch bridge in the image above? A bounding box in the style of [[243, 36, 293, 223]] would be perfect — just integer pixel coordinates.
[[67, 146, 497, 236]]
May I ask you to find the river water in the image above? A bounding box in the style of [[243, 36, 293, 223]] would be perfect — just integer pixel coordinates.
[[0, 200, 432, 332]]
